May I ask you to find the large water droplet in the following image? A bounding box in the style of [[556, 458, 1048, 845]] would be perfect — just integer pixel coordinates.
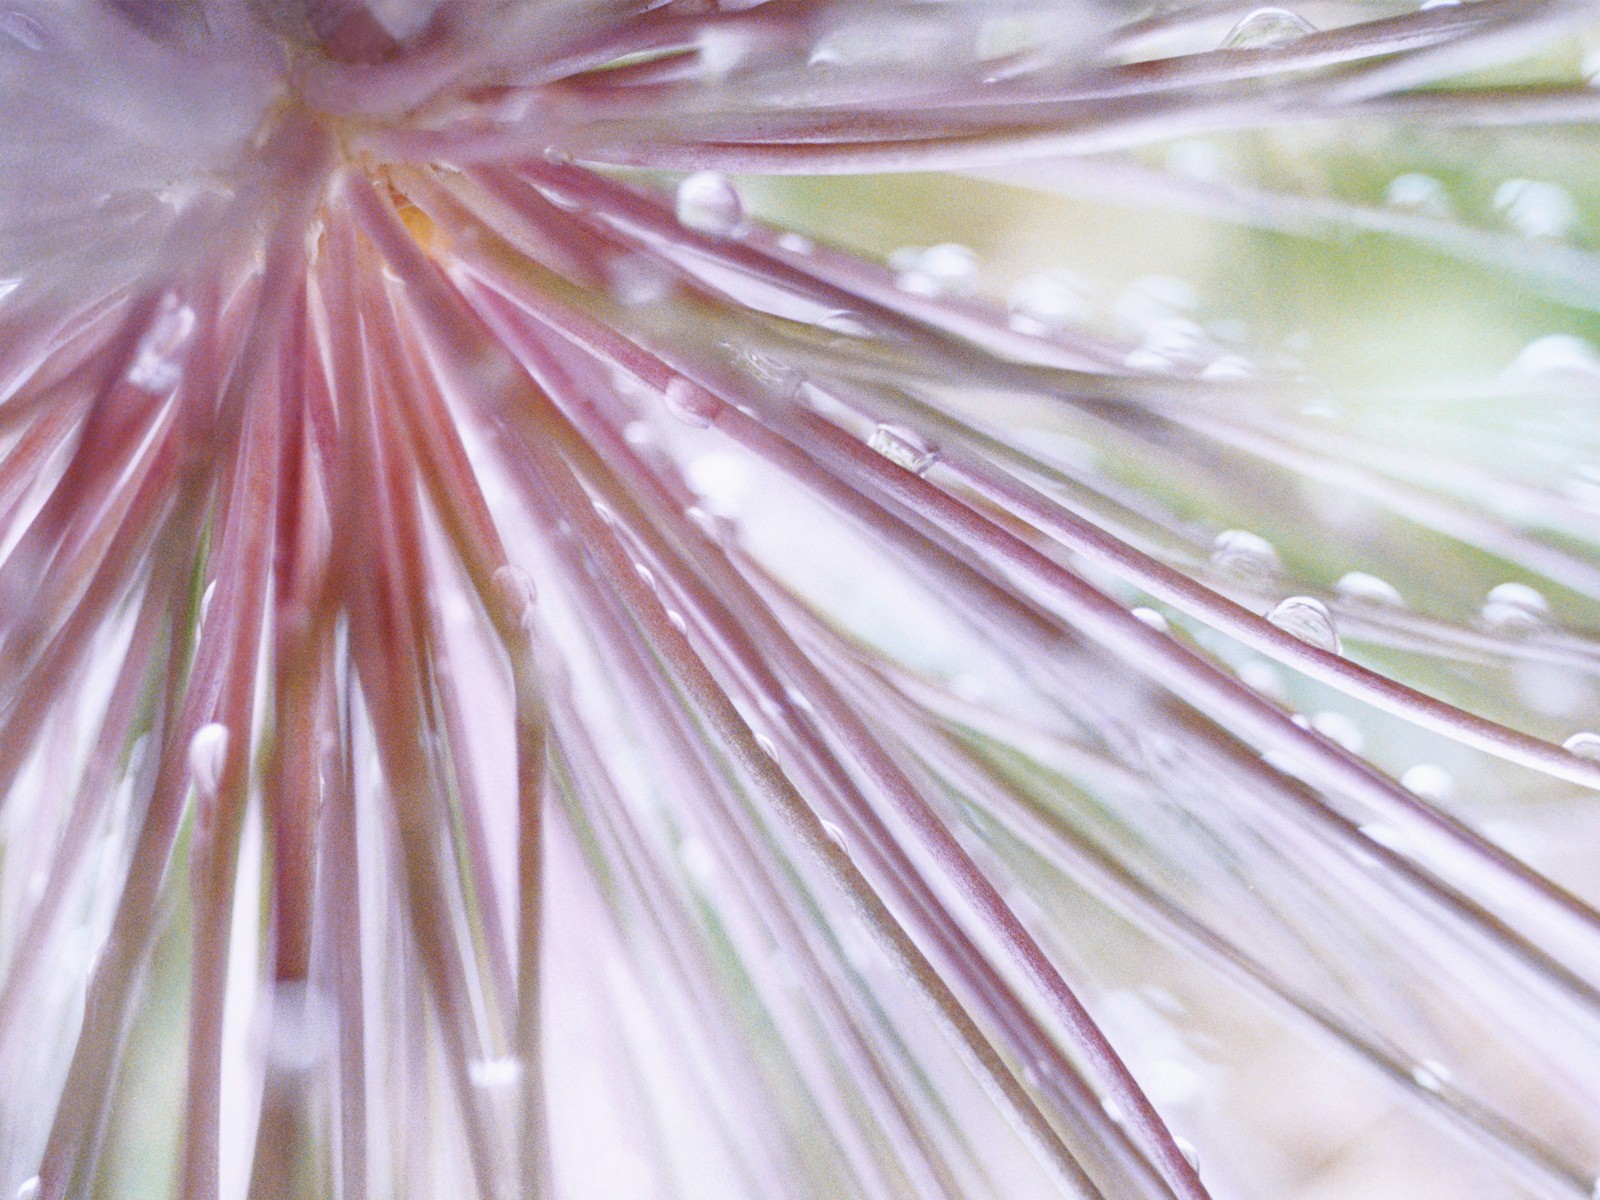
[[1384, 173, 1452, 218], [1199, 354, 1256, 380], [1401, 763, 1454, 801], [675, 171, 745, 238], [1175, 1136, 1201, 1173], [15, 1179, 40, 1200], [662, 376, 723, 428], [1503, 334, 1600, 380], [1210, 529, 1280, 583], [1221, 7, 1315, 50], [1125, 316, 1209, 374], [127, 293, 197, 394], [868, 424, 938, 474], [1480, 582, 1548, 632], [187, 722, 230, 799], [1311, 711, 1363, 753], [1494, 179, 1577, 240], [1131, 606, 1169, 632], [1334, 571, 1405, 607], [1267, 596, 1340, 653], [1007, 270, 1089, 335], [1562, 731, 1600, 760], [1410, 1059, 1452, 1092]]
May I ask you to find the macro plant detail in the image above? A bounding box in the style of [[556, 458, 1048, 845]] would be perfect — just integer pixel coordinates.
[[4, 0, 1600, 1197]]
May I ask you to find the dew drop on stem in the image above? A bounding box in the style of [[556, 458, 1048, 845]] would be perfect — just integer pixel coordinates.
[[868, 424, 938, 474], [1400, 763, 1453, 801], [662, 376, 723, 428], [1268, 596, 1340, 654], [1210, 529, 1280, 583], [1334, 571, 1405, 607], [1480, 582, 1547, 632], [1221, 8, 1315, 50], [675, 171, 745, 238], [1562, 731, 1600, 760]]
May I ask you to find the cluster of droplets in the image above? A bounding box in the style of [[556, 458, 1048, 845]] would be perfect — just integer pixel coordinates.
[[891, 243, 980, 298], [127, 293, 197, 394], [1006, 269, 1091, 335]]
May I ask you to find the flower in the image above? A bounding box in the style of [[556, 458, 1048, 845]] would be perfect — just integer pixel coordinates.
[[3, 1, 1600, 1197]]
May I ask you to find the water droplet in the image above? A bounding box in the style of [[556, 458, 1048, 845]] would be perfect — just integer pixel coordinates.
[[783, 685, 816, 716], [1268, 596, 1340, 653], [127, 294, 197, 394], [1131, 606, 1169, 632], [492, 564, 538, 636], [532, 183, 583, 212], [1494, 179, 1577, 240], [1400, 763, 1454, 801], [1480, 582, 1548, 632], [1113, 276, 1195, 335], [1360, 822, 1411, 853], [1311, 711, 1363, 753], [1175, 1136, 1200, 1173], [1503, 334, 1600, 380], [868, 424, 938, 474], [469, 1056, 524, 1089], [815, 310, 871, 336], [695, 26, 748, 78], [1007, 270, 1089, 335], [1410, 1059, 1452, 1092], [755, 732, 779, 759], [187, 722, 230, 800], [1562, 731, 1600, 760], [1221, 7, 1315, 50], [675, 171, 745, 238], [1334, 571, 1405, 607], [776, 232, 814, 255], [1125, 316, 1209, 374], [893, 243, 978, 298], [1384, 173, 1452, 218], [820, 820, 849, 854], [662, 376, 723, 428], [1419, 0, 1460, 7], [1210, 529, 1280, 583], [16, 1178, 40, 1200], [1199, 354, 1255, 380], [1238, 659, 1286, 701]]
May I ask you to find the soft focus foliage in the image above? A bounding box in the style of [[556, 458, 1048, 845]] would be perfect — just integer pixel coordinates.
[[3, 2, 1600, 1198]]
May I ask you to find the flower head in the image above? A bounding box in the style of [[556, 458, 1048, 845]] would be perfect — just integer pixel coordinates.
[[4, 1, 1600, 1198]]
